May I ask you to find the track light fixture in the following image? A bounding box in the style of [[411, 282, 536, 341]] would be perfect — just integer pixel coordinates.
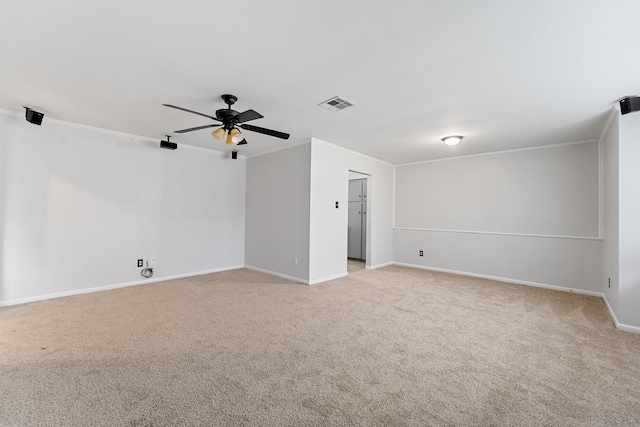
[[160, 135, 177, 150], [23, 107, 44, 125], [442, 135, 463, 146], [620, 96, 640, 115]]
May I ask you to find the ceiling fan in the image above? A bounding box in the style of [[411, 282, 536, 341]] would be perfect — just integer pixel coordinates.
[[163, 94, 290, 145]]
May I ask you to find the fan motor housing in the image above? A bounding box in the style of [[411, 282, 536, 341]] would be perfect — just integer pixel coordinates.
[[216, 109, 239, 123]]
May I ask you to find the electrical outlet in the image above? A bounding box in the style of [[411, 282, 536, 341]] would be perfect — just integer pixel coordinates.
[[294, 257, 298, 265], [137, 259, 143, 267], [419, 250, 423, 256], [335, 201, 339, 208], [608, 278, 611, 288]]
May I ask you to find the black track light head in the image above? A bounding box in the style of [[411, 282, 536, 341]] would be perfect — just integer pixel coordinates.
[[23, 107, 44, 125], [620, 96, 640, 115], [160, 135, 177, 150]]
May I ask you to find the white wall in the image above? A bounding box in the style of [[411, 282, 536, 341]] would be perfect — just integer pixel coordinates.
[[394, 141, 602, 292], [244, 143, 311, 282], [0, 113, 8, 304], [602, 106, 640, 332], [0, 112, 245, 305], [349, 170, 368, 180], [602, 109, 620, 314], [617, 110, 640, 327], [309, 138, 394, 283]]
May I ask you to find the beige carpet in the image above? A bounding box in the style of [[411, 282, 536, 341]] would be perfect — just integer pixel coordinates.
[[1, 263, 640, 426]]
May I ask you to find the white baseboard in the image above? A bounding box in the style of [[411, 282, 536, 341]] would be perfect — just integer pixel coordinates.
[[7, 261, 639, 336], [393, 262, 603, 297], [601, 295, 640, 335], [243, 265, 309, 284], [394, 262, 640, 335], [243, 265, 349, 286], [309, 272, 348, 285], [365, 261, 394, 270], [0, 265, 245, 307]]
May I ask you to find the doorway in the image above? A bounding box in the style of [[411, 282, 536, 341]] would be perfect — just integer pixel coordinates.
[[347, 171, 370, 268]]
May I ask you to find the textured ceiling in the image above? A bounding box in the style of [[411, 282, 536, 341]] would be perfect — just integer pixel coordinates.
[[1, 1, 638, 164]]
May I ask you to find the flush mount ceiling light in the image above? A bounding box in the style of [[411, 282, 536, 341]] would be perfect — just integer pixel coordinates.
[[442, 135, 463, 146]]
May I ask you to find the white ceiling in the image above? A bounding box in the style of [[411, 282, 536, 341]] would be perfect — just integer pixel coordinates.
[[1, 1, 638, 164]]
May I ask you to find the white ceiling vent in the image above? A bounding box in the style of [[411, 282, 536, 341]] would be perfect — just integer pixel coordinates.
[[318, 96, 356, 112]]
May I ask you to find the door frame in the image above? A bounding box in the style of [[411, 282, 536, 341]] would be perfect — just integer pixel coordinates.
[[347, 170, 371, 266]]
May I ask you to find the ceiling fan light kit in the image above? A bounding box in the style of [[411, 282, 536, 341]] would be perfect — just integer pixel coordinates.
[[442, 135, 463, 146], [211, 127, 226, 141], [228, 128, 244, 144], [163, 94, 290, 147]]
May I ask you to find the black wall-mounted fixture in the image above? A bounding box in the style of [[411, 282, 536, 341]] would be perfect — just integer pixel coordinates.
[[23, 107, 43, 125], [160, 135, 177, 150], [620, 97, 640, 115], [231, 150, 238, 160]]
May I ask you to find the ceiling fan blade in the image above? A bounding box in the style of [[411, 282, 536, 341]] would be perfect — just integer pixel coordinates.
[[163, 104, 219, 121], [240, 124, 290, 140], [234, 109, 264, 124], [174, 124, 218, 133]]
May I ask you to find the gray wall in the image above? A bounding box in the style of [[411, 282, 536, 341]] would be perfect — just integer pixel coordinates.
[[244, 143, 311, 282], [395, 142, 599, 236], [1, 112, 246, 305], [244, 139, 395, 285], [394, 141, 602, 292]]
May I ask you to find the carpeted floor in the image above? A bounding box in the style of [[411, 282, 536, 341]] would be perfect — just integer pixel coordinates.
[[1, 263, 640, 426]]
